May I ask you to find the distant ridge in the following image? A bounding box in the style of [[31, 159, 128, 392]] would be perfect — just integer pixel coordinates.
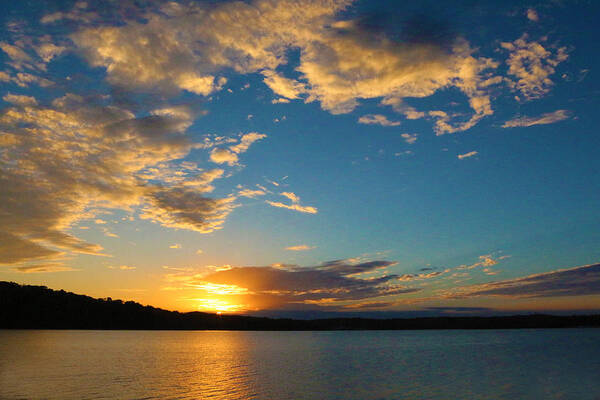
[[2, 281, 599, 330]]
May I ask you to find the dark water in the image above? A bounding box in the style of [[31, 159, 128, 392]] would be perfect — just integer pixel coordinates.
[[1, 329, 599, 400]]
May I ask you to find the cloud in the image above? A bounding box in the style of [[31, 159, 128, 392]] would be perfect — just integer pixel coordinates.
[[238, 189, 266, 198], [182, 168, 224, 189], [262, 70, 306, 100], [108, 265, 136, 270], [169, 244, 181, 249], [456, 254, 500, 270], [102, 229, 119, 238], [266, 192, 317, 214], [526, 8, 539, 22], [0, 94, 236, 264], [34, 42, 66, 63], [0, 232, 62, 265], [141, 187, 237, 233], [2, 93, 38, 106], [210, 148, 238, 166], [342, 301, 395, 310], [401, 133, 417, 144], [229, 133, 267, 154], [266, 201, 318, 214], [209, 133, 266, 166], [71, 21, 226, 95], [285, 245, 315, 251], [457, 151, 477, 159], [358, 114, 401, 127], [171, 259, 418, 309], [65, 0, 503, 133], [0, 71, 53, 88], [0, 42, 32, 70], [280, 192, 300, 203], [10, 263, 77, 273], [448, 263, 600, 299], [397, 270, 447, 281], [502, 110, 570, 128], [501, 35, 567, 100]]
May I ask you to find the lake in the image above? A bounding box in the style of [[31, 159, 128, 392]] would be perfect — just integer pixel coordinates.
[[1, 329, 599, 399]]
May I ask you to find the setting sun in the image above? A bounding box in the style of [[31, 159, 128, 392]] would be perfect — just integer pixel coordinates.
[[194, 298, 246, 313]]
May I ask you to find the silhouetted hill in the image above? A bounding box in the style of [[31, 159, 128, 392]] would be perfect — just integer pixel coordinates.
[[2, 281, 599, 330]]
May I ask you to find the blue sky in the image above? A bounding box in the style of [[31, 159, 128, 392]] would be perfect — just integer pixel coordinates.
[[0, 0, 599, 315]]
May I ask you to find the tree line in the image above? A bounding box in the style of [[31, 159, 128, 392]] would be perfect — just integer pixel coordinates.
[[2, 281, 599, 330]]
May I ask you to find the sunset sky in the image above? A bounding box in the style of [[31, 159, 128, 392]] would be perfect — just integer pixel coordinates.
[[1, 0, 599, 316]]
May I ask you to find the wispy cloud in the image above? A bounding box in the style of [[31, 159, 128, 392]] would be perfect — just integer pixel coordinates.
[[448, 263, 600, 299], [266, 192, 317, 214], [238, 189, 266, 198], [502, 110, 570, 128], [10, 263, 77, 273], [108, 265, 136, 270], [266, 201, 318, 214], [526, 8, 539, 22], [401, 133, 418, 144], [456, 254, 500, 270], [285, 245, 315, 251], [209, 132, 266, 166], [358, 114, 401, 127], [458, 151, 478, 159]]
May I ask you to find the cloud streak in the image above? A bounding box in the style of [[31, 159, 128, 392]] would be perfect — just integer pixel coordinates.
[[266, 192, 317, 214], [502, 110, 570, 128], [448, 263, 600, 299], [458, 151, 478, 159], [285, 245, 315, 251], [358, 114, 401, 127]]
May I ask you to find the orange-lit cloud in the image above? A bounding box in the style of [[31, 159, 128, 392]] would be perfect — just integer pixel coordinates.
[[59, 0, 536, 134], [358, 114, 401, 127], [0, 94, 244, 265], [285, 245, 315, 251], [163, 259, 419, 311], [501, 34, 567, 100], [457, 151, 478, 160], [266, 192, 317, 214], [10, 263, 77, 273]]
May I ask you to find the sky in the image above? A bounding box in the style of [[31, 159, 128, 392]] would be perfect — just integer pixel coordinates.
[[1, 0, 599, 317]]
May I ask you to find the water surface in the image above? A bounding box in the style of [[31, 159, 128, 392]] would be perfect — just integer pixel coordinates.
[[1, 329, 599, 399]]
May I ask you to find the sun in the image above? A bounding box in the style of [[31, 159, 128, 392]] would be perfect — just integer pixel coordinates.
[[193, 298, 245, 313]]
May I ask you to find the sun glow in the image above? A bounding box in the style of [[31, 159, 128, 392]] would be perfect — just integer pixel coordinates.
[[194, 298, 245, 312], [194, 282, 250, 295]]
